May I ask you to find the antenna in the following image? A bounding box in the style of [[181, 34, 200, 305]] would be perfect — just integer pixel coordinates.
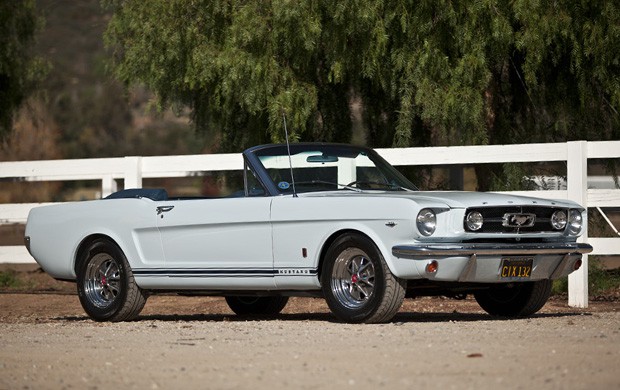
[[282, 112, 297, 198]]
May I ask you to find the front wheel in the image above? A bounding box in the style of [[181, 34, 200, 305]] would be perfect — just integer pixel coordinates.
[[76, 238, 147, 322], [225, 296, 289, 316], [474, 280, 552, 317], [321, 233, 406, 323]]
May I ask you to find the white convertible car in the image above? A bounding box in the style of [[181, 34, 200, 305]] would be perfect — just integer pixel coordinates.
[[25, 143, 592, 323]]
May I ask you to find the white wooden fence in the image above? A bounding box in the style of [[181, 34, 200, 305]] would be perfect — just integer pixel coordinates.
[[1, 140, 619, 308]]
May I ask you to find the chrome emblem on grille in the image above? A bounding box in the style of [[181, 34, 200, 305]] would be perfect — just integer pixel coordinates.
[[502, 213, 536, 228]]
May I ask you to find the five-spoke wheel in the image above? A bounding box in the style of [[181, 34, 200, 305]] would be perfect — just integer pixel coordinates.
[[330, 248, 376, 309], [83, 253, 122, 309], [76, 238, 147, 321], [321, 233, 405, 323]]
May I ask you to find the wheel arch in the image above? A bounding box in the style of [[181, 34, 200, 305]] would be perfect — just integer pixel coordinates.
[[74, 234, 120, 275], [317, 229, 380, 281], [74, 233, 148, 321], [317, 228, 407, 323]]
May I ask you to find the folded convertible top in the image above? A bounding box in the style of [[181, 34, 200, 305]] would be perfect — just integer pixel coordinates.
[[105, 188, 168, 201]]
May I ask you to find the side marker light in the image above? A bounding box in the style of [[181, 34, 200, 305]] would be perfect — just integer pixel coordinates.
[[426, 260, 439, 274]]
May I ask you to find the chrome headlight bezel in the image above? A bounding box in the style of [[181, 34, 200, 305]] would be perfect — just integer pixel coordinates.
[[567, 209, 583, 235], [417, 208, 436, 237], [550, 210, 568, 230], [465, 211, 484, 231]]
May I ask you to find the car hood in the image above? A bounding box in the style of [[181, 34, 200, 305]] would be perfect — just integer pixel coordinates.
[[301, 190, 582, 210]]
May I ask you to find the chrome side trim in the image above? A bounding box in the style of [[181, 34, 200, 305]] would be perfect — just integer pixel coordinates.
[[392, 242, 593, 258]]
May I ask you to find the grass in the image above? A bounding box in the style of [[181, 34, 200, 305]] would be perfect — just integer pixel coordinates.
[[0, 269, 21, 289], [0, 267, 46, 291], [552, 257, 620, 296]]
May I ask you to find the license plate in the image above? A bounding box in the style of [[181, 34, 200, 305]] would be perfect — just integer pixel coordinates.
[[500, 258, 533, 279]]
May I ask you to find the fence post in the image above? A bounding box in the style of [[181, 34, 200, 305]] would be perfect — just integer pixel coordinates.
[[567, 141, 588, 308], [101, 175, 118, 198], [124, 156, 143, 189]]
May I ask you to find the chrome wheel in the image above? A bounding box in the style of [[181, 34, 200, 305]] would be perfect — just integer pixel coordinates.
[[83, 253, 121, 309], [77, 238, 147, 321], [330, 248, 376, 309], [321, 233, 406, 323]]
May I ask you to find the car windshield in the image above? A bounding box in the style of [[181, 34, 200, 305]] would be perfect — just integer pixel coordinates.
[[250, 144, 418, 194]]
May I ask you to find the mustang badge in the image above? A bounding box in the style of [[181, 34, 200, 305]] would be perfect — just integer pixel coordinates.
[[502, 213, 536, 228]]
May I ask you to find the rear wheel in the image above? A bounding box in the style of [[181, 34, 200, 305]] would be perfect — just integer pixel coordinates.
[[225, 296, 289, 316], [76, 238, 147, 322], [321, 233, 406, 323], [474, 280, 552, 317]]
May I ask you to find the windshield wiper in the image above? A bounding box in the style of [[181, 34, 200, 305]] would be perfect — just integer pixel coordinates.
[[346, 180, 414, 192], [295, 180, 362, 192]]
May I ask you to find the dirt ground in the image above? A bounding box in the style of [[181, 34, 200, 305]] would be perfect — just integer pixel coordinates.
[[1, 265, 619, 389]]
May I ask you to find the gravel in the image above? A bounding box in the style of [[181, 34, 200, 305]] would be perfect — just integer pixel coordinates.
[[0, 294, 618, 389]]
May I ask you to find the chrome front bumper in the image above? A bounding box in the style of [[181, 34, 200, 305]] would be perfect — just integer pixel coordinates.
[[392, 242, 593, 258], [392, 242, 593, 282]]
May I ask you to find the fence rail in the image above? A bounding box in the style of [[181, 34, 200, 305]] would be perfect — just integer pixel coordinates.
[[2, 140, 619, 308]]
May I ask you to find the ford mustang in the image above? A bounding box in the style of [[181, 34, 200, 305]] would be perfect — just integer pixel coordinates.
[[25, 143, 592, 323]]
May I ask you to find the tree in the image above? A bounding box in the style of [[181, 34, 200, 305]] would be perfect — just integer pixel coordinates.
[[510, 0, 620, 142], [105, 0, 322, 150], [104, 0, 620, 155], [0, 0, 47, 139]]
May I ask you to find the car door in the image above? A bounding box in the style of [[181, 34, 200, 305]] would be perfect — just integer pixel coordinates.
[[155, 197, 273, 275]]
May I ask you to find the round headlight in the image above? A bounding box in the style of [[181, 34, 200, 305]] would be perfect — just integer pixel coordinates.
[[568, 209, 583, 235], [417, 208, 436, 236], [466, 211, 483, 231], [550, 210, 568, 230]]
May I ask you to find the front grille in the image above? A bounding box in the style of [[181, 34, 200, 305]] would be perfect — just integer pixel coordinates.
[[464, 206, 568, 234]]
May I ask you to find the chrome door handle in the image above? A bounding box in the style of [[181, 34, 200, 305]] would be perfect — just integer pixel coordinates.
[[156, 205, 175, 215]]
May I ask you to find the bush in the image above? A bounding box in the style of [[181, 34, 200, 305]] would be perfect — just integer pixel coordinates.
[[589, 259, 620, 296], [551, 257, 620, 297], [0, 269, 20, 288]]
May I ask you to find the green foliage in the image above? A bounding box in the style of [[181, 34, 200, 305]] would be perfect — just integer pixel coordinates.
[[552, 257, 620, 296], [589, 259, 620, 296], [104, 0, 321, 150], [103, 0, 620, 152], [512, 0, 620, 142], [0, 0, 48, 138], [489, 164, 533, 192], [0, 269, 20, 289], [551, 277, 569, 296]]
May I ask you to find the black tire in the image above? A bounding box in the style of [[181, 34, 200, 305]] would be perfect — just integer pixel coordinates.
[[225, 296, 289, 316], [76, 238, 147, 322], [474, 279, 552, 318], [321, 233, 406, 323]]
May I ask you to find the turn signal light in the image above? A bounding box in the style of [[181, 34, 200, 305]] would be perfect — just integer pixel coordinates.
[[426, 260, 439, 274]]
